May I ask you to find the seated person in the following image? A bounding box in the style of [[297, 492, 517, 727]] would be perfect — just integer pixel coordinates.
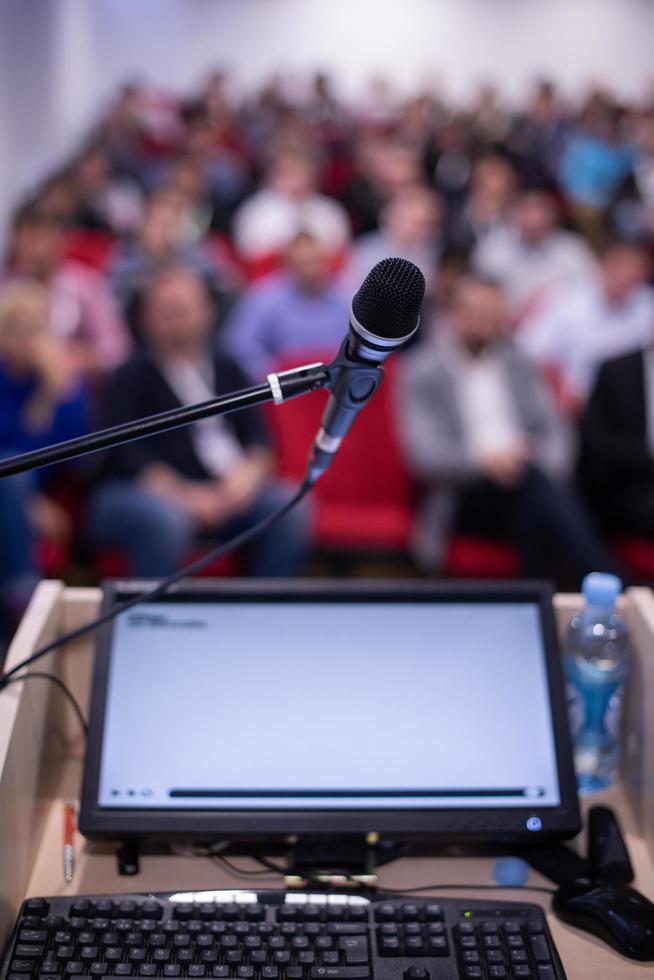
[[398, 274, 614, 584], [578, 343, 654, 540], [0, 282, 90, 634], [473, 188, 596, 323], [518, 239, 654, 410], [223, 232, 350, 382], [232, 144, 351, 270], [349, 185, 443, 289], [90, 265, 308, 577], [3, 205, 131, 377]]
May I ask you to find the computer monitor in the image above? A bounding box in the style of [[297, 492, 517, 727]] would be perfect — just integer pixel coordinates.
[[79, 580, 580, 842]]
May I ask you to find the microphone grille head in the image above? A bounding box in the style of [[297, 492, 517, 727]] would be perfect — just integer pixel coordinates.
[[352, 257, 426, 340]]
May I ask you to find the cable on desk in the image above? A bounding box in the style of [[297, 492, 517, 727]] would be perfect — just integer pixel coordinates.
[[2, 670, 89, 736], [375, 883, 557, 896], [0, 480, 312, 694]]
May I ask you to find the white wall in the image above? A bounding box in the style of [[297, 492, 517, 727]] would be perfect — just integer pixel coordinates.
[[2, 0, 654, 236]]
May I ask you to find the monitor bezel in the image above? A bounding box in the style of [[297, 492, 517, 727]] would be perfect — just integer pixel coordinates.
[[79, 579, 581, 842]]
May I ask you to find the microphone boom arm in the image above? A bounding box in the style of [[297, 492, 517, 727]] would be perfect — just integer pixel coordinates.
[[0, 362, 330, 480]]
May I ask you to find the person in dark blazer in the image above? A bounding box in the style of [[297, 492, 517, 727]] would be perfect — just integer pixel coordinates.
[[578, 346, 654, 535], [90, 264, 308, 576]]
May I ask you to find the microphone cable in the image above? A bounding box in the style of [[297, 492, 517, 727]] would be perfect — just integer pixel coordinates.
[[0, 478, 312, 694]]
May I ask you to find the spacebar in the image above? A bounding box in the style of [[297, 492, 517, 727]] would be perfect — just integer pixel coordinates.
[[310, 969, 370, 979]]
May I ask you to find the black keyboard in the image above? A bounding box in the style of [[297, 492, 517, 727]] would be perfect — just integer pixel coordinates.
[[0, 891, 567, 980]]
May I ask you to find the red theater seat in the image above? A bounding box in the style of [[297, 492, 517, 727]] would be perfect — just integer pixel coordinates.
[[266, 351, 417, 552], [94, 548, 242, 580], [444, 535, 520, 579], [614, 538, 654, 580]]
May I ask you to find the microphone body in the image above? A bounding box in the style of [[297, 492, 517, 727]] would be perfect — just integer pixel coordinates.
[[306, 257, 425, 484]]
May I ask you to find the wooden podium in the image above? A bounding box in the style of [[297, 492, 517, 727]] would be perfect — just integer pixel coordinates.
[[1, 581, 654, 980]]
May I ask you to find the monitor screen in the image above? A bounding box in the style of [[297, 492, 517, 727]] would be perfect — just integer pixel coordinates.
[[80, 581, 580, 841]]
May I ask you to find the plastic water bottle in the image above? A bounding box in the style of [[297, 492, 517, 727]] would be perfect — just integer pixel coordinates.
[[563, 573, 630, 793]]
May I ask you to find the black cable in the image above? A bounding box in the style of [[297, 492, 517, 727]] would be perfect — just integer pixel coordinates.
[[0, 479, 312, 694], [2, 670, 89, 736], [375, 883, 557, 896], [210, 853, 282, 880]]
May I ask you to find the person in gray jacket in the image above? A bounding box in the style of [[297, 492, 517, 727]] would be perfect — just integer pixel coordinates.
[[398, 273, 614, 582]]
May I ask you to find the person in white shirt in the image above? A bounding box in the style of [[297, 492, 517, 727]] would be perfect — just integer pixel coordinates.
[[398, 274, 615, 582], [473, 189, 597, 321], [518, 240, 654, 409], [232, 145, 350, 264]]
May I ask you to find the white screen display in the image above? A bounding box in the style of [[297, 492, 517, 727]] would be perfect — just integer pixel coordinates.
[[96, 600, 561, 810]]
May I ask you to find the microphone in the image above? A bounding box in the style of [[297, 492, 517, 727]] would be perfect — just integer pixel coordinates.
[[305, 257, 425, 484]]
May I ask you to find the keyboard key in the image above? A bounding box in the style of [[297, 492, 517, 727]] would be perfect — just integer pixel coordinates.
[[379, 937, 400, 956], [250, 952, 267, 965], [426, 937, 448, 956], [510, 950, 528, 964], [404, 970, 429, 980], [488, 968, 507, 978], [401, 905, 420, 922], [339, 936, 368, 964], [321, 953, 339, 966], [514, 968, 532, 978], [457, 922, 475, 935], [65, 963, 84, 975], [374, 905, 396, 922], [297, 952, 315, 965], [10, 961, 34, 972], [19, 931, 48, 944], [236, 969, 254, 979], [261, 969, 279, 979], [327, 924, 367, 936], [424, 905, 443, 922], [210, 970, 227, 980], [528, 921, 544, 935], [464, 969, 482, 979], [273, 952, 292, 965], [459, 936, 477, 949], [485, 950, 504, 964], [154, 951, 171, 963], [537, 968, 556, 980], [483, 935, 501, 949], [25, 900, 49, 917], [481, 922, 499, 934], [463, 951, 480, 964], [114, 967, 133, 977], [530, 936, 551, 963], [80, 948, 98, 962], [164, 968, 182, 978], [93, 902, 114, 918], [15, 947, 45, 959], [287, 970, 303, 980], [187, 967, 205, 978], [404, 936, 425, 954], [89, 965, 107, 976], [310, 970, 369, 979], [502, 921, 521, 935]]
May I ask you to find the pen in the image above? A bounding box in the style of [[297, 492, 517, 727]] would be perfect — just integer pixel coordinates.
[[63, 800, 76, 884]]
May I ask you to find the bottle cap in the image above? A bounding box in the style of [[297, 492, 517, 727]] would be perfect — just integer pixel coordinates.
[[582, 572, 623, 607]]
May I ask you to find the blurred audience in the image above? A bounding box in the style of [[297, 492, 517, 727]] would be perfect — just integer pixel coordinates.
[[473, 189, 596, 321], [4, 70, 654, 593], [90, 266, 308, 576], [225, 232, 349, 381], [3, 206, 131, 376], [0, 283, 89, 633], [399, 275, 614, 583], [519, 239, 654, 409]]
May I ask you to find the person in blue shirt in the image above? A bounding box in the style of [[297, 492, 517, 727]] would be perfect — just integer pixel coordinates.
[[0, 281, 90, 638], [223, 231, 350, 381]]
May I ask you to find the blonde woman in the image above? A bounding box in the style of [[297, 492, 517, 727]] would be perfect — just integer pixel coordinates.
[[0, 281, 89, 640]]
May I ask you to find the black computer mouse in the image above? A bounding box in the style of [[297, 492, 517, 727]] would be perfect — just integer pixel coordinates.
[[553, 878, 654, 961]]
